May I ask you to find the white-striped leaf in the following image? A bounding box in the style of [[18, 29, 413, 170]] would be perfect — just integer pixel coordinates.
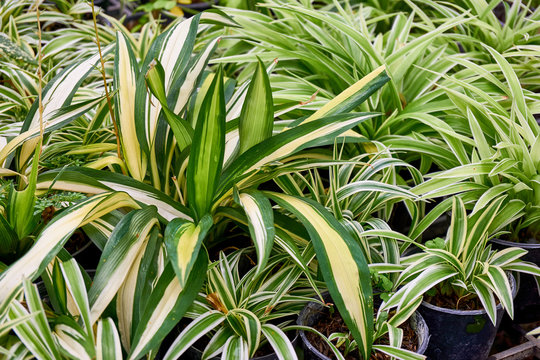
[[222, 336, 249, 360], [96, 318, 123, 360], [236, 190, 275, 276], [260, 324, 297, 360], [226, 309, 261, 357], [372, 344, 425, 360], [59, 259, 93, 341], [163, 311, 226, 360], [17, 46, 112, 167]]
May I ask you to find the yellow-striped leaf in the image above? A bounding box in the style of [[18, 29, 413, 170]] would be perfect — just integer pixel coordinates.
[[115, 31, 146, 182], [0, 192, 138, 302], [128, 250, 208, 360], [164, 214, 213, 287], [264, 192, 373, 359]]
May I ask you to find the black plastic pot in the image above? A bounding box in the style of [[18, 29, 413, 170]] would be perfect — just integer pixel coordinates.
[[418, 273, 517, 360], [297, 295, 429, 359], [490, 238, 540, 323]]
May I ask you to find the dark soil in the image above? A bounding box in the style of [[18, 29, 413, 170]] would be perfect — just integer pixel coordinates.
[[305, 307, 418, 360], [425, 291, 487, 311]]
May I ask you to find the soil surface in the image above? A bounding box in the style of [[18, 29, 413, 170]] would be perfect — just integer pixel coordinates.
[[425, 290, 487, 311], [305, 307, 418, 360]]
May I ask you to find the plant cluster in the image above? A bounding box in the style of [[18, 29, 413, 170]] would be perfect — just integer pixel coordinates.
[[0, 1, 539, 360]]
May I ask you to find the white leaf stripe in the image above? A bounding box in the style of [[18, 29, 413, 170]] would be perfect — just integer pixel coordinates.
[[238, 191, 275, 276], [261, 324, 297, 360], [97, 318, 123, 360], [59, 260, 93, 342], [372, 344, 425, 360], [222, 336, 249, 360], [163, 311, 225, 360], [18, 45, 112, 166]]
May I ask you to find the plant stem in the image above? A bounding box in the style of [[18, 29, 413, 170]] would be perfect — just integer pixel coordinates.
[[90, 0, 123, 163], [35, 1, 43, 145]]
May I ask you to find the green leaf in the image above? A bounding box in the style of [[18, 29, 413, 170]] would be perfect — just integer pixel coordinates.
[[236, 190, 275, 276], [447, 197, 467, 257], [265, 192, 373, 359], [128, 250, 208, 360], [238, 57, 274, 154], [186, 66, 226, 221], [222, 336, 249, 360], [0, 192, 139, 302], [164, 214, 213, 287], [88, 206, 159, 324], [145, 58, 194, 152], [163, 311, 226, 360], [226, 309, 261, 357], [96, 318, 123, 360], [261, 324, 297, 360]]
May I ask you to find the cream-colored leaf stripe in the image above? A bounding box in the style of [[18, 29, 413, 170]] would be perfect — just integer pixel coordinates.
[[90, 217, 157, 324], [175, 222, 201, 286], [128, 278, 182, 360], [117, 248, 146, 352], [305, 65, 386, 123], [116, 31, 146, 181]]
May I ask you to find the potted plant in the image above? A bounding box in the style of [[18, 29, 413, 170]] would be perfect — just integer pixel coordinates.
[[159, 249, 318, 359], [404, 46, 540, 321], [296, 289, 429, 360], [382, 196, 540, 360]]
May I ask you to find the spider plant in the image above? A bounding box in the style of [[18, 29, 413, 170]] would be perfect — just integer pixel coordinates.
[[382, 196, 540, 325], [4, 260, 125, 360], [299, 291, 427, 360], [408, 46, 540, 241], [213, 0, 471, 141], [163, 249, 317, 360]]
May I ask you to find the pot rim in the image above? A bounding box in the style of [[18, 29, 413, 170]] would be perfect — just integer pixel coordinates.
[[420, 272, 517, 316], [490, 237, 540, 249]]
